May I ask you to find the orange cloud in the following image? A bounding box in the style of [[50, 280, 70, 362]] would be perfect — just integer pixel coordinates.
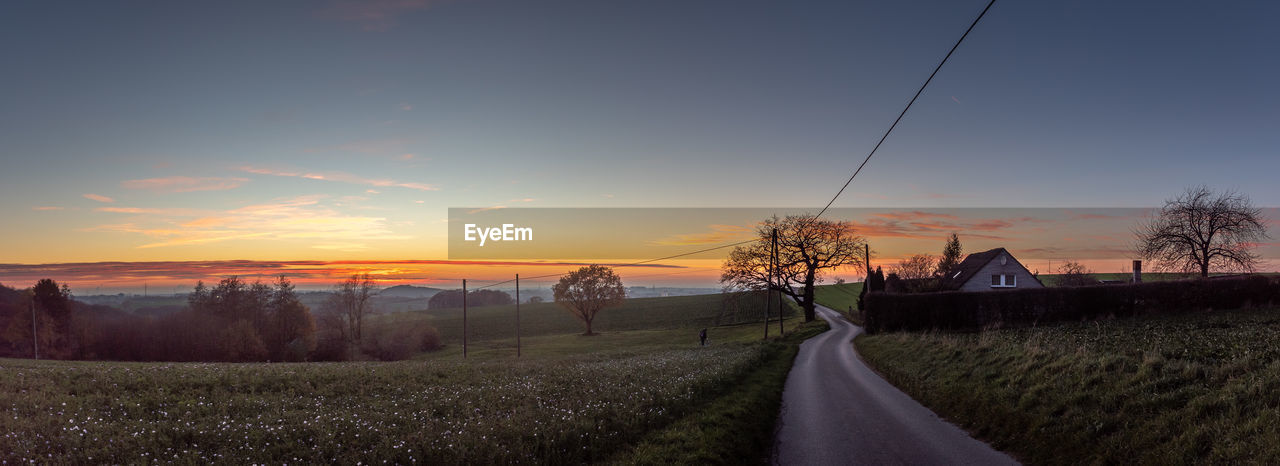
[[651, 224, 755, 246], [121, 176, 248, 192], [83, 193, 115, 203], [240, 166, 438, 191]]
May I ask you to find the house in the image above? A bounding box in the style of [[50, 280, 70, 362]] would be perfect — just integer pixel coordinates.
[[943, 248, 1044, 292]]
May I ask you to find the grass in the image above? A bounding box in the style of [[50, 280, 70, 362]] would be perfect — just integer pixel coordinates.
[[1, 294, 817, 463], [813, 282, 863, 323], [856, 307, 1280, 465], [614, 317, 830, 464], [373, 292, 794, 357]]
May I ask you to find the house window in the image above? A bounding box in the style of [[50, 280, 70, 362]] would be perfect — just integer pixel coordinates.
[[991, 274, 1016, 288]]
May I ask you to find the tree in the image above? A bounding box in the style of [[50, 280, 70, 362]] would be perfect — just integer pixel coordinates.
[[1136, 186, 1269, 278], [721, 215, 865, 322], [1056, 260, 1099, 287], [332, 273, 378, 342], [552, 265, 625, 335], [936, 233, 963, 278], [265, 276, 315, 361], [893, 254, 938, 292]]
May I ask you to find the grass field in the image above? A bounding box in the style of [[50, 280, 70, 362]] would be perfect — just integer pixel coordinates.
[[1, 294, 815, 463], [813, 282, 863, 323], [856, 307, 1280, 464], [372, 292, 796, 357]]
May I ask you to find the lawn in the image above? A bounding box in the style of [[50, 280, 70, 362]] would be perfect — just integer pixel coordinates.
[[856, 307, 1280, 464]]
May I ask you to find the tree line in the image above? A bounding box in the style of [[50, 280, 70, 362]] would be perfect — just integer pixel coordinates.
[[0, 274, 440, 362]]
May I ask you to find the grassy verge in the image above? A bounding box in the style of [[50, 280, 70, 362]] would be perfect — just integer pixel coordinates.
[[856, 307, 1280, 464], [615, 317, 829, 464], [813, 282, 863, 324]]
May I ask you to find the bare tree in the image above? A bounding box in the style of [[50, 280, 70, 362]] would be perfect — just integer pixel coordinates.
[[1055, 260, 1099, 287], [333, 273, 378, 342], [552, 265, 625, 335], [721, 215, 865, 322], [1136, 186, 1269, 278], [893, 254, 938, 292]]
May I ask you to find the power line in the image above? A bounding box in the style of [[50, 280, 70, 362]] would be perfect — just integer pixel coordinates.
[[814, 0, 998, 220], [472, 239, 756, 289]]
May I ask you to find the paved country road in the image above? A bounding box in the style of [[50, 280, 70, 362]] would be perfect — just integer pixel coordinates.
[[772, 303, 1019, 465]]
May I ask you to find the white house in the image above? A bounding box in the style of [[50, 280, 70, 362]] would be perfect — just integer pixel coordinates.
[[943, 248, 1044, 292]]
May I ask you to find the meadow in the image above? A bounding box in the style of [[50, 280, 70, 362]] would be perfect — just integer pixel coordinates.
[[812, 282, 863, 323], [856, 307, 1280, 464], [1, 293, 815, 463]]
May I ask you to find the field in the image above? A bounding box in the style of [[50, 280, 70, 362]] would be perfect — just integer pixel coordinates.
[[856, 307, 1280, 464], [370, 292, 793, 358], [1, 293, 817, 463], [813, 282, 864, 323]]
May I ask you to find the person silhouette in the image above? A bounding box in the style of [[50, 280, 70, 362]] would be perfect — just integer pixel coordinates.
[[699, 328, 707, 346]]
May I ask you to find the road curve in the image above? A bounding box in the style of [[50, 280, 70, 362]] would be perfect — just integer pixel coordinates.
[[772, 303, 1018, 466]]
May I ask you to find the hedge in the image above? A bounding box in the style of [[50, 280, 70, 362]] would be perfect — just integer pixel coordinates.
[[863, 275, 1280, 333]]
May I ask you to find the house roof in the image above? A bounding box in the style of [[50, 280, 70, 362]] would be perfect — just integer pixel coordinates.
[[942, 247, 1044, 289]]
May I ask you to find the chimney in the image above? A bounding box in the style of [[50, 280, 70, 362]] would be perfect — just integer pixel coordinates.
[[1132, 260, 1142, 283]]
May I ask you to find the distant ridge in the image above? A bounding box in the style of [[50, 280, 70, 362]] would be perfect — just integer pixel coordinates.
[[379, 284, 444, 299]]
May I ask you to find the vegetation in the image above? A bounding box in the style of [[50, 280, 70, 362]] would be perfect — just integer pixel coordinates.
[[0, 295, 814, 464], [813, 282, 864, 323], [936, 233, 963, 278], [856, 307, 1280, 464], [553, 265, 626, 335], [1136, 186, 1268, 277], [427, 288, 513, 309], [1054, 260, 1100, 287], [617, 318, 829, 464], [721, 214, 866, 322]]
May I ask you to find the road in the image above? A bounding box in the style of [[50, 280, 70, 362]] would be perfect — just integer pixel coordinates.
[[772, 303, 1019, 465]]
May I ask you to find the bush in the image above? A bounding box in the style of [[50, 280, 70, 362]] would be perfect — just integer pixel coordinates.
[[864, 276, 1280, 333], [362, 324, 443, 361]]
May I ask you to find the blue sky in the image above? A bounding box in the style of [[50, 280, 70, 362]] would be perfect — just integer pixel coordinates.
[[0, 0, 1276, 285]]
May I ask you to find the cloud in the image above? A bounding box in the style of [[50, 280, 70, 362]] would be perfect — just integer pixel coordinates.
[[0, 259, 682, 287], [651, 224, 755, 246], [32, 206, 64, 211], [317, 0, 438, 31], [399, 103, 413, 111], [83, 194, 115, 203], [87, 195, 415, 249], [121, 176, 248, 193], [95, 207, 209, 216], [873, 211, 959, 221], [239, 166, 439, 191]]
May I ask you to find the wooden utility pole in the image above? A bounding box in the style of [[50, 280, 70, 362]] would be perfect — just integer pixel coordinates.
[[516, 274, 521, 358], [865, 243, 871, 277], [764, 230, 772, 340], [774, 228, 783, 336], [468, 279, 473, 358], [30, 295, 38, 360]]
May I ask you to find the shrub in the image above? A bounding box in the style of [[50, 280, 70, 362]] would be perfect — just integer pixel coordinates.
[[362, 324, 443, 361], [865, 276, 1280, 333]]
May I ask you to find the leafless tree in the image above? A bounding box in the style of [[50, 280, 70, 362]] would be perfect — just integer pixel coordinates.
[[552, 265, 625, 335], [1055, 260, 1099, 287], [893, 254, 938, 292], [721, 215, 865, 322], [332, 273, 378, 342], [1136, 186, 1269, 278]]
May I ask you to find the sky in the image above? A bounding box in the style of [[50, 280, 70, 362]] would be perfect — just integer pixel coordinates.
[[1, 0, 1277, 292]]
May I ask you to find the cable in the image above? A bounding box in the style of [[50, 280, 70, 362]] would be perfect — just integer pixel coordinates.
[[814, 0, 998, 220]]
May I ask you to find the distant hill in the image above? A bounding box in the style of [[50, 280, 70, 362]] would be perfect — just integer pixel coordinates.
[[379, 285, 444, 299]]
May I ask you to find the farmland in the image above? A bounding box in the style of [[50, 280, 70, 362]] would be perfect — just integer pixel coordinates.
[[1, 293, 816, 463], [813, 282, 863, 323], [856, 307, 1280, 464]]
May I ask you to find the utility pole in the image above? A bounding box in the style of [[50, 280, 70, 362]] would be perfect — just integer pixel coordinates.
[[764, 230, 772, 340], [515, 274, 521, 358], [774, 228, 783, 336], [30, 295, 38, 360], [462, 279, 468, 359], [865, 243, 871, 277]]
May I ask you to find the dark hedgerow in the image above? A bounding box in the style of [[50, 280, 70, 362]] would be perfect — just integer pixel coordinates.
[[864, 276, 1280, 333]]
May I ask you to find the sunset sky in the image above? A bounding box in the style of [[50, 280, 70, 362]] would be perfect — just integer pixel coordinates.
[[1, 1, 1276, 292]]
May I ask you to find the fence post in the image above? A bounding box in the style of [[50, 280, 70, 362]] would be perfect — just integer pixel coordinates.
[[462, 279, 467, 359], [516, 274, 521, 358]]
